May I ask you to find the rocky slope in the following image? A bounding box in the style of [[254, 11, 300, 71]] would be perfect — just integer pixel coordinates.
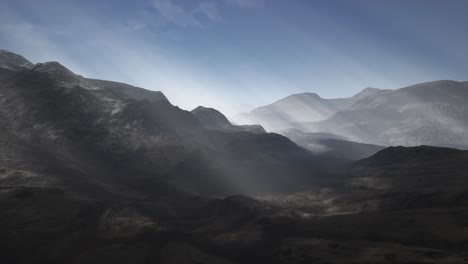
[[0, 52, 346, 198], [0, 49, 34, 71]]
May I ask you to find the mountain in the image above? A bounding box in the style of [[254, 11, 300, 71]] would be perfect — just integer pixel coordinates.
[[234, 80, 468, 149], [0, 49, 34, 71], [279, 128, 385, 160], [303, 80, 468, 148], [0, 50, 346, 198], [231, 88, 383, 131], [327, 87, 385, 110], [86, 78, 168, 102], [0, 50, 356, 263], [231, 93, 337, 131], [192, 106, 265, 134]]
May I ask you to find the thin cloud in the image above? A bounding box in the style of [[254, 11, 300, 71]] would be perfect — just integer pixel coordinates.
[[150, 0, 261, 29], [151, 0, 203, 28], [196, 2, 222, 22], [224, 0, 266, 8], [151, 0, 223, 28]]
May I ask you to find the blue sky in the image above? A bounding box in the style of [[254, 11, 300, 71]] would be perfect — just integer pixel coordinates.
[[1, 0, 467, 115]]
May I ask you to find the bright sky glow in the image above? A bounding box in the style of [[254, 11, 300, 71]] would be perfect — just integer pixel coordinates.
[[1, 0, 467, 115]]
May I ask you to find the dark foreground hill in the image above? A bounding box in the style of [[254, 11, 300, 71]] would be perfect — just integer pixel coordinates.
[[2, 145, 468, 263]]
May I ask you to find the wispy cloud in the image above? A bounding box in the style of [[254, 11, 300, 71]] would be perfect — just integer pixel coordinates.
[[151, 0, 203, 28], [196, 2, 222, 22], [224, 0, 266, 8], [150, 0, 263, 29]]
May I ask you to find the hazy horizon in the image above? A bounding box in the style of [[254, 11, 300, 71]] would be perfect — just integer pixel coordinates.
[[1, 0, 468, 115]]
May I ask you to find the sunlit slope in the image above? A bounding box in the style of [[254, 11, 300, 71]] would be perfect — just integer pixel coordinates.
[[306, 80, 468, 148]]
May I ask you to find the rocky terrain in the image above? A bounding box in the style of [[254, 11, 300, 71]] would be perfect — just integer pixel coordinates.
[[1, 50, 468, 263]]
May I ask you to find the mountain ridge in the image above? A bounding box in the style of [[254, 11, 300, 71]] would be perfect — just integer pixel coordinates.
[[232, 80, 468, 149], [305, 80, 468, 148], [0, 49, 344, 197], [192, 106, 266, 134], [231, 87, 384, 131], [0, 49, 34, 70]]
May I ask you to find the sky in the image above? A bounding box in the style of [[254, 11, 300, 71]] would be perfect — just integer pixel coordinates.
[[1, 0, 467, 116]]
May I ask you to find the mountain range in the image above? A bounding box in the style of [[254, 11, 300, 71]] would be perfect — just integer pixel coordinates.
[[1, 49, 468, 263], [0, 49, 347, 198], [231, 87, 384, 130], [232, 80, 468, 149]]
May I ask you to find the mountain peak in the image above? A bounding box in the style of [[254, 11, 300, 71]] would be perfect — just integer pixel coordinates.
[[192, 106, 226, 117], [290, 92, 322, 99], [192, 106, 232, 130], [192, 106, 266, 133], [0, 49, 34, 70], [362, 87, 380, 92], [192, 106, 216, 112], [272, 92, 323, 104], [33, 61, 72, 74], [352, 87, 383, 99], [31, 61, 83, 86]]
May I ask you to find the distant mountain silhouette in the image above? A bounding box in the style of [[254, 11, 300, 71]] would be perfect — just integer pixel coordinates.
[[305, 80, 468, 148], [231, 88, 384, 131], [232, 80, 468, 149]]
